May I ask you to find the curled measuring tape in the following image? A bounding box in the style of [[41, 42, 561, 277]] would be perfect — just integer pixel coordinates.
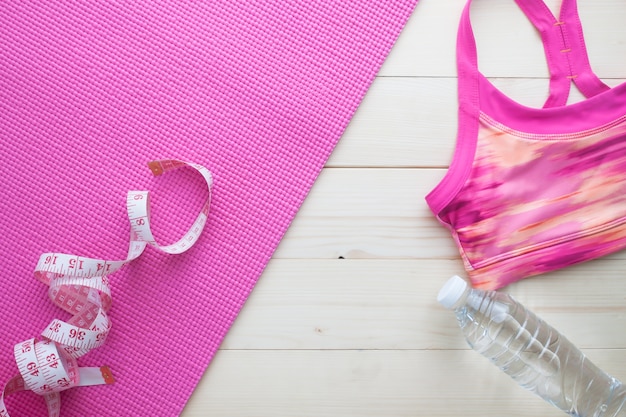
[[1, 159, 213, 417]]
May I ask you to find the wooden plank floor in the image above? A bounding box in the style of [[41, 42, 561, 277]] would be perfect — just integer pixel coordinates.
[[183, 1, 626, 415]]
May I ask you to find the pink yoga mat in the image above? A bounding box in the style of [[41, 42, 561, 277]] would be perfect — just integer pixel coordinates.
[[0, 1, 418, 415]]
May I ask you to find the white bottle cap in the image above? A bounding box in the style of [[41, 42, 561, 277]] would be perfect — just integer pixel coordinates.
[[437, 275, 469, 309]]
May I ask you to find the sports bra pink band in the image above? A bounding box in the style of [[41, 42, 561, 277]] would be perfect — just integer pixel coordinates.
[[426, 0, 626, 290]]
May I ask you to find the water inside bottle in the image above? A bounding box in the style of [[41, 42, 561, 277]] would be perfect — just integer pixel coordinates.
[[463, 292, 562, 399], [460, 291, 626, 415]]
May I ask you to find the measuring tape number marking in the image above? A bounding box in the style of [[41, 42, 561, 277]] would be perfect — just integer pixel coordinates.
[[1, 160, 213, 417]]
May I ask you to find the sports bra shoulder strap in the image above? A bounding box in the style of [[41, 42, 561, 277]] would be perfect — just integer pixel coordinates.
[[457, 0, 609, 108], [556, 0, 610, 99]]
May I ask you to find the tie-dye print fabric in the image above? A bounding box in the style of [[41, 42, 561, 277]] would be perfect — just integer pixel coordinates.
[[427, 0, 626, 290], [438, 114, 626, 290]]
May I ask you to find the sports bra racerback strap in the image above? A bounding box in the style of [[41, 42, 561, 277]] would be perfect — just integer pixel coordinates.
[[458, 0, 609, 108]]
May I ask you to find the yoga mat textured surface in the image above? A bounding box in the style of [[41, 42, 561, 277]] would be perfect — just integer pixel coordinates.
[[0, 1, 417, 415]]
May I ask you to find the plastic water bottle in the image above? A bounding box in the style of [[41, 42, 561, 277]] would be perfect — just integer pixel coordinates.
[[438, 275, 626, 416]]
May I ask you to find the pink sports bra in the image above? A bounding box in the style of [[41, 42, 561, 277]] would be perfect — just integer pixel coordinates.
[[426, 0, 626, 290]]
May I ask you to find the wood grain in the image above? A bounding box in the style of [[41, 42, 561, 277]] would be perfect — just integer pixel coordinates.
[[182, 1, 626, 415]]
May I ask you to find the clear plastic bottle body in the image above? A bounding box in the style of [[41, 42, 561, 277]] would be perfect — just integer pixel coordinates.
[[443, 277, 626, 417]]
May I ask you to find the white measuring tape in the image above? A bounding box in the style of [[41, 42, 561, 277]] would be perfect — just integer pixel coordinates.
[[0, 159, 213, 417]]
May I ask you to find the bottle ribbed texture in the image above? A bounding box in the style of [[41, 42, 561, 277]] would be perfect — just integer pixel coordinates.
[[442, 277, 626, 416]]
